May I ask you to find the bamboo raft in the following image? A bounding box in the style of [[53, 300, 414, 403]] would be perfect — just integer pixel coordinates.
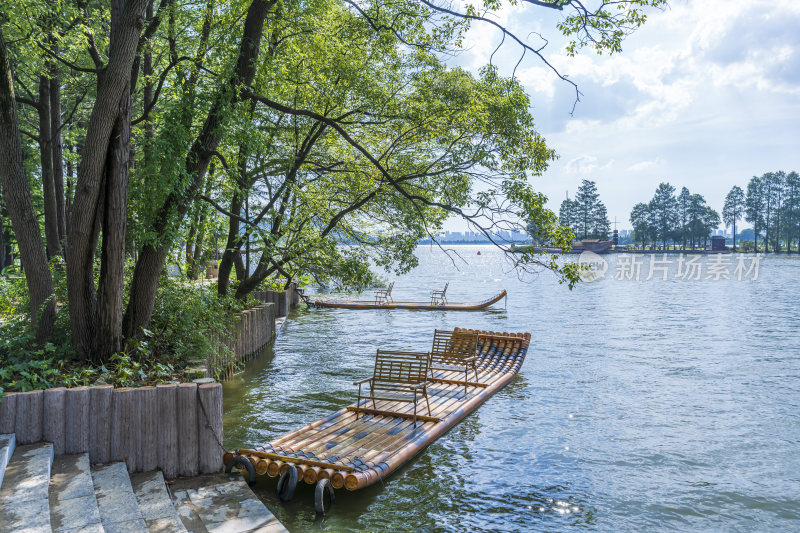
[[310, 289, 507, 310], [224, 328, 529, 512]]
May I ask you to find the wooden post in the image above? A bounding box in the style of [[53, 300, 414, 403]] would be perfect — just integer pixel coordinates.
[[89, 385, 113, 463], [157, 383, 178, 478], [197, 382, 222, 474], [0, 392, 17, 434], [249, 309, 256, 355], [43, 387, 66, 455], [268, 290, 278, 311], [15, 390, 43, 444], [64, 387, 89, 454], [266, 302, 274, 341], [177, 383, 199, 477], [235, 314, 242, 358], [111, 388, 139, 471], [138, 388, 159, 472], [241, 309, 250, 361], [278, 291, 288, 317], [258, 306, 265, 348]]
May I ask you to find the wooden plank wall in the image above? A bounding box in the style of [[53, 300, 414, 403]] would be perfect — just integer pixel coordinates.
[[207, 282, 301, 379], [0, 381, 223, 477]]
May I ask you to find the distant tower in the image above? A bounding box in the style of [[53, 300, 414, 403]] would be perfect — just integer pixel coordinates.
[[612, 217, 619, 245]]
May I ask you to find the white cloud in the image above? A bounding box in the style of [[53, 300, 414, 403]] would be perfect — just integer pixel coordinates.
[[564, 155, 614, 175], [447, 0, 800, 230], [627, 158, 666, 172]]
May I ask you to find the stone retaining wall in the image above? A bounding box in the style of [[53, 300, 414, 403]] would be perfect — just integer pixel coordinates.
[[0, 381, 222, 477]]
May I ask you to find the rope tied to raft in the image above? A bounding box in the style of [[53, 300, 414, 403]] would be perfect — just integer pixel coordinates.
[[198, 390, 226, 454]]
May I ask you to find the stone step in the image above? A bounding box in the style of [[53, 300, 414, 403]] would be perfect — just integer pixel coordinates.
[[92, 462, 148, 533], [172, 487, 210, 533], [49, 453, 104, 533], [172, 473, 287, 533], [0, 433, 16, 490], [131, 470, 188, 532], [0, 442, 54, 532]]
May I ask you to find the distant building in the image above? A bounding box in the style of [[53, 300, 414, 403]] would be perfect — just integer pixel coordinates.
[[711, 235, 727, 251]]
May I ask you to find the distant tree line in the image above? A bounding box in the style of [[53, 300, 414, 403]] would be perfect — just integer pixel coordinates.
[[557, 180, 611, 241], [727, 171, 800, 253], [628, 183, 720, 250]]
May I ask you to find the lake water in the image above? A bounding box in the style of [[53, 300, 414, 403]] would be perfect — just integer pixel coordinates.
[[222, 246, 800, 532]]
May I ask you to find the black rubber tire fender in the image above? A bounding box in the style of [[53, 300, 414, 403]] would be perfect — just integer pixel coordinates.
[[314, 478, 335, 515], [276, 465, 298, 502], [225, 455, 257, 486]]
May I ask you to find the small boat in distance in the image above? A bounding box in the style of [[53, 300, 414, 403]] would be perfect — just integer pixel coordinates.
[[310, 289, 507, 311]]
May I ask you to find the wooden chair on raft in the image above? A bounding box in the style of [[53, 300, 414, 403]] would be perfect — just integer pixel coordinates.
[[351, 350, 436, 427], [374, 281, 394, 304], [429, 329, 487, 393], [430, 282, 448, 305]]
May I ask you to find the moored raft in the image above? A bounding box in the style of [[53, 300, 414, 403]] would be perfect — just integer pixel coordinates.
[[310, 290, 507, 311], [224, 329, 530, 511]]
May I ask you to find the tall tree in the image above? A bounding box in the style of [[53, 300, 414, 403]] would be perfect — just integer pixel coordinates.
[[558, 197, 578, 237], [592, 203, 610, 240], [650, 182, 677, 249], [65, 0, 151, 362], [702, 205, 720, 248], [573, 179, 609, 240], [784, 171, 800, 253], [723, 185, 745, 252], [766, 171, 785, 252], [745, 176, 765, 252], [630, 202, 651, 248], [676, 186, 690, 250], [0, 27, 56, 342]]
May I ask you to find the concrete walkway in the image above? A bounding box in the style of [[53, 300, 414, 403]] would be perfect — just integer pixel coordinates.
[[0, 433, 287, 533]]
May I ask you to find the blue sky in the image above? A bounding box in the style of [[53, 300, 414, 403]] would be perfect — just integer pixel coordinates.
[[447, 0, 800, 230]]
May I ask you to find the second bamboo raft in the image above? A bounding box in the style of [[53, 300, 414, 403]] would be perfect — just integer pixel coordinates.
[[226, 328, 530, 492]]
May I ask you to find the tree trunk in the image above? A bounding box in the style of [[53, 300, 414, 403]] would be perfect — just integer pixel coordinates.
[[65, 144, 73, 224], [39, 75, 61, 258], [67, 0, 148, 360], [94, 88, 130, 359], [0, 29, 56, 342], [50, 65, 67, 243], [216, 175, 245, 295], [125, 0, 271, 336], [186, 209, 200, 278]]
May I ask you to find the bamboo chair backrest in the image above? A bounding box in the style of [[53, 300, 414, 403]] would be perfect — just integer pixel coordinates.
[[386, 281, 394, 295], [440, 282, 448, 295], [372, 350, 429, 389], [430, 330, 478, 366]]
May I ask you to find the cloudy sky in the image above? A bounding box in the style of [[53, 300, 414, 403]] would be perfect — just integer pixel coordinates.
[[448, 0, 800, 230]]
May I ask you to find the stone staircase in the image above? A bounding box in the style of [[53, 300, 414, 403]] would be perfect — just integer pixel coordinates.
[[0, 434, 286, 533]]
